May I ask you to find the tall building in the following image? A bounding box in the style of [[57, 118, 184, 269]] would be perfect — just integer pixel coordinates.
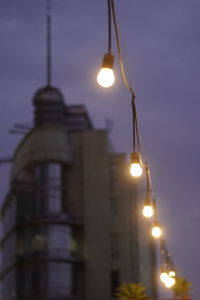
[[0, 85, 157, 300], [0, 3, 157, 300]]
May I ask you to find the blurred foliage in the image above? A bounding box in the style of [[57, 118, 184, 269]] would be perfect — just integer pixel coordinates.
[[172, 276, 192, 300], [115, 282, 151, 300]]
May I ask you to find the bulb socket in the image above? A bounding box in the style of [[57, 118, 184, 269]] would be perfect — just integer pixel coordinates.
[[101, 53, 115, 69], [130, 152, 141, 164], [144, 196, 151, 206], [160, 266, 166, 273], [153, 220, 160, 227]]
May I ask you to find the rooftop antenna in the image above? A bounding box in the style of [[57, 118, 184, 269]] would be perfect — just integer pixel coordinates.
[[46, 0, 52, 86]]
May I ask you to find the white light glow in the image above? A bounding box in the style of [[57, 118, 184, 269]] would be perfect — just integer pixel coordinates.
[[143, 205, 154, 218], [160, 272, 169, 283], [165, 277, 176, 288], [97, 68, 115, 88], [169, 271, 176, 277], [152, 226, 162, 238], [130, 163, 143, 177]]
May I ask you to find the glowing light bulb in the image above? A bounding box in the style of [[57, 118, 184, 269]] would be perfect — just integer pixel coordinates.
[[130, 163, 143, 177], [97, 68, 115, 88], [97, 53, 115, 88], [130, 152, 143, 177], [165, 277, 175, 288], [169, 271, 176, 277], [143, 205, 154, 218], [171, 278, 176, 286], [160, 272, 169, 283], [152, 225, 162, 238]]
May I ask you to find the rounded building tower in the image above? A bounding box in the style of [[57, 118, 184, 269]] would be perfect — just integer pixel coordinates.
[[0, 85, 83, 300], [0, 3, 85, 297]]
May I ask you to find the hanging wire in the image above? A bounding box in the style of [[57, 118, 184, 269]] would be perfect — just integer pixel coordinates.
[[109, 0, 145, 159], [166, 250, 172, 272], [110, 0, 132, 92], [131, 94, 141, 153], [153, 198, 158, 220], [110, 0, 142, 155], [147, 167, 157, 198], [107, 0, 112, 53], [160, 239, 166, 273], [132, 94, 141, 153], [160, 237, 173, 273], [145, 162, 151, 198], [160, 237, 167, 263], [131, 95, 136, 152], [109, 0, 178, 280]]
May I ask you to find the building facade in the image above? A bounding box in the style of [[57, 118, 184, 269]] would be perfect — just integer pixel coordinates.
[[0, 85, 157, 300]]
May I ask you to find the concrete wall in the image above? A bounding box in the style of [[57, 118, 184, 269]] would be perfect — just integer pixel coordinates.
[[66, 129, 157, 300]]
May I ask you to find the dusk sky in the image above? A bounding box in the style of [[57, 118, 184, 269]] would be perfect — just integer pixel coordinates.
[[0, 1, 200, 299]]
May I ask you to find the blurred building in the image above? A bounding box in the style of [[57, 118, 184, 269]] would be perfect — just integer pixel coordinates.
[[0, 85, 157, 300]]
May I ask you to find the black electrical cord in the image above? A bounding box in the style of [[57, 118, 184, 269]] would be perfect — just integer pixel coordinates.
[[110, 0, 131, 91], [131, 93, 141, 153], [110, 0, 141, 154], [107, 0, 112, 53], [145, 162, 151, 198], [153, 198, 158, 220], [109, 0, 177, 279], [133, 98, 141, 154], [131, 95, 136, 152], [160, 237, 172, 270]]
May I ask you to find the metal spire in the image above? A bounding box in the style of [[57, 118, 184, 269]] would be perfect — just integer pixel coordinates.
[[46, 0, 52, 86]]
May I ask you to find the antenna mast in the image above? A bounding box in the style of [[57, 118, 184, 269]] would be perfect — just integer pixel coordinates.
[[46, 0, 52, 86]]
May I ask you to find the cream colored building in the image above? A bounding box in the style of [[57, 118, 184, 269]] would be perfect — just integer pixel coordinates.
[[0, 86, 157, 300]]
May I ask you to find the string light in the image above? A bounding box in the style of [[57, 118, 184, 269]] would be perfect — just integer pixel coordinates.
[[152, 223, 162, 238], [151, 201, 162, 238], [143, 200, 154, 218], [130, 152, 143, 177], [97, 53, 115, 88], [159, 240, 177, 288], [169, 270, 176, 277], [160, 271, 169, 283], [142, 163, 154, 218], [165, 277, 176, 288], [97, 0, 115, 88], [168, 259, 176, 277], [96, 0, 184, 289]]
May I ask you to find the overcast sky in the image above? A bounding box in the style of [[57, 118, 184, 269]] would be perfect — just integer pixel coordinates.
[[0, 0, 200, 299]]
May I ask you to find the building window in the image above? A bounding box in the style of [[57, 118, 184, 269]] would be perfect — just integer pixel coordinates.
[[16, 224, 79, 259], [111, 270, 120, 297], [32, 234, 47, 252], [34, 163, 63, 213]]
